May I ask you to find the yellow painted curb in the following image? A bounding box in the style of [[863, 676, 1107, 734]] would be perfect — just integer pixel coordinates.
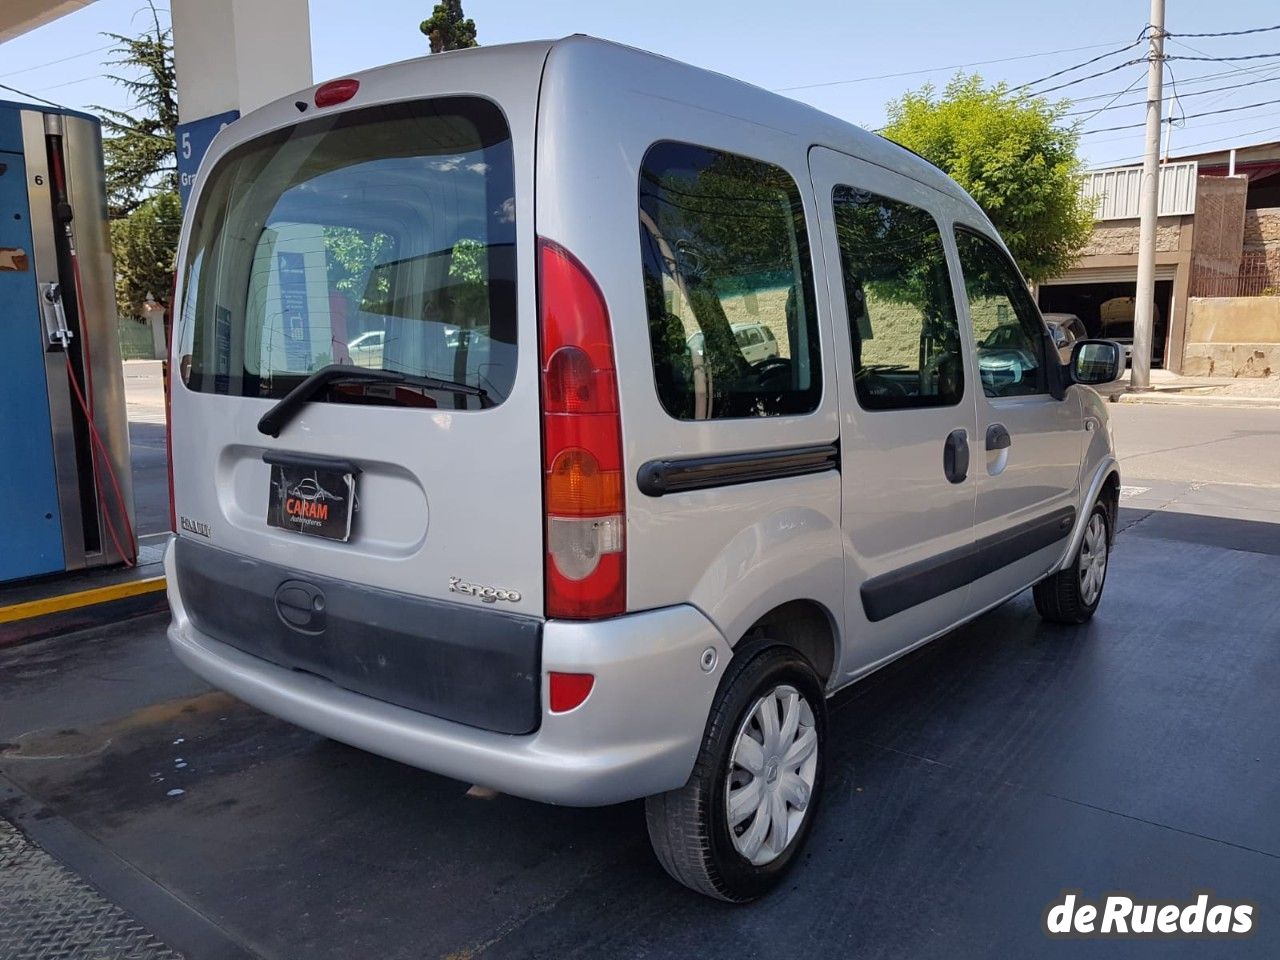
[[0, 577, 167, 625]]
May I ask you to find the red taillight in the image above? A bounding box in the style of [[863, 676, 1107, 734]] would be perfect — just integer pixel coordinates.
[[548, 672, 595, 713], [538, 238, 625, 619], [314, 78, 359, 108]]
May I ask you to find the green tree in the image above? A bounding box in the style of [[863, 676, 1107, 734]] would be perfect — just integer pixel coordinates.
[[881, 75, 1094, 282], [110, 191, 181, 318], [93, 2, 177, 218], [420, 0, 478, 53], [92, 1, 179, 320]]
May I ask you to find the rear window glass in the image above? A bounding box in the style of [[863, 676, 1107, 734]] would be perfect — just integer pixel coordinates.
[[639, 141, 821, 420], [179, 97, 516, 409]]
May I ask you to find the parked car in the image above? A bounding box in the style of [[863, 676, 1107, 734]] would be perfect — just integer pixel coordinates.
[[688, 322, 781, 365], [1098, 298, 1143, 367], [1042, 312, 1087, 364], [167, 36, 1124, 903], [346, 329, 385, 368]]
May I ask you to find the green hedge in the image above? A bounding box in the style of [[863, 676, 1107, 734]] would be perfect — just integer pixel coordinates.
[[118, 315, 156, 360]]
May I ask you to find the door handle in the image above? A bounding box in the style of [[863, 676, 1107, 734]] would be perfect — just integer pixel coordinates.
[[943, 429, 969, 484], [985, 423, 1011, 452]]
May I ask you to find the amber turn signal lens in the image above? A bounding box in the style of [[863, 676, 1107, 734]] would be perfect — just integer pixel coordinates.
[[545, 448, 623, 517]]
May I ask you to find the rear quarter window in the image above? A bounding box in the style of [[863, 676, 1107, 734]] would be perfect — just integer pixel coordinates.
[[638, 141, 821, 421]]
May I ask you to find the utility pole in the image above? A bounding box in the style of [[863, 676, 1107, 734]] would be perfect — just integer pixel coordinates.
[[1131, 0, 1165, 390]]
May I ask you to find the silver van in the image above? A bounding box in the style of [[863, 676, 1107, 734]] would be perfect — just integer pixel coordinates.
[[167, 36, 1124, 901]]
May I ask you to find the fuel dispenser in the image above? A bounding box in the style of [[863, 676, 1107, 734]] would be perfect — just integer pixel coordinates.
[[0, 100, 136, 583]]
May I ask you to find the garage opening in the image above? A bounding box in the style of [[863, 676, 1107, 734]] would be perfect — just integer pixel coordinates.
[[1038, 280, 1173, 368]]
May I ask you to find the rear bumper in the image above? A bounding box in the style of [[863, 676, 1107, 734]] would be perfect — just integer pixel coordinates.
[[164, 539, 731, 806]]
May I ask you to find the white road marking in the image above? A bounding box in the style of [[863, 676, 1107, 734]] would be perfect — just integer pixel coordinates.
[[1119, 485, 1151, 499]]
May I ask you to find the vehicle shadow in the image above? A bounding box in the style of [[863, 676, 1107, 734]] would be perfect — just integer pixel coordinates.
[[2, 507, 1277, 959]]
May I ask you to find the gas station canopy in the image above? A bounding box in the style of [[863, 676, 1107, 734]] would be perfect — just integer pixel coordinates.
[[0, 0, 97, 44], [1, 0, 312, 129]]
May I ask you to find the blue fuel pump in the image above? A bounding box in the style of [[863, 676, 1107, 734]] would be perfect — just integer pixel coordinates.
[[0, 100, 136, 583]]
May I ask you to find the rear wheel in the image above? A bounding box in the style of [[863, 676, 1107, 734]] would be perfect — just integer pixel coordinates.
[[644, 645, 826, 902], [1034, 501, 1110, 624]]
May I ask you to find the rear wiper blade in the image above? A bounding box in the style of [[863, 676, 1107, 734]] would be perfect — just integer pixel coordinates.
[[257, 364, 490, 437]]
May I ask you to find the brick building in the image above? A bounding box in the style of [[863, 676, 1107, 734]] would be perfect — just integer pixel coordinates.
[[1038, 138, 1280, 375]]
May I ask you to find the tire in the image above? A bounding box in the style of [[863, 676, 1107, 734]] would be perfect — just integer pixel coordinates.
[[644, 644, 827, 902], [1034, 500, 1111, 624]]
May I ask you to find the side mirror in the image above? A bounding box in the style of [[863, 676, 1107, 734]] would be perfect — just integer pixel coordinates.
[[1070, 339, 1124, 386]]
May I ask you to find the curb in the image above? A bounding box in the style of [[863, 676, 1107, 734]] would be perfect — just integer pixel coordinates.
[[1112, 392, 1280, 409], [0, 578, 168, 648]]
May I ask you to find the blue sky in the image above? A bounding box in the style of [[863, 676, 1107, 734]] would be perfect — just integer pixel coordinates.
[[2, 0, 1279, 168]]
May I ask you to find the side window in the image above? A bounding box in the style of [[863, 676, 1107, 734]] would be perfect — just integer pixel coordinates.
[[832, 186, 964, 411], [954, 229, 1048, 398], [639, 141, 821, 420]]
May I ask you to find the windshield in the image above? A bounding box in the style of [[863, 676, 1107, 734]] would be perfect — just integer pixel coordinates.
[[179, 97, 516, 409]]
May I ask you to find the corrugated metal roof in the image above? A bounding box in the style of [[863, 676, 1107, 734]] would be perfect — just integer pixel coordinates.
[[1081, 161, 1198, 220]]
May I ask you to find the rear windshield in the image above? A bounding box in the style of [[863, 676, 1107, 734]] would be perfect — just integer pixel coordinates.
[[178, 97, 516, 409]]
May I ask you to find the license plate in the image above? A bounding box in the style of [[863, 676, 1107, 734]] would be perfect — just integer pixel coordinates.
[[267, 461, 357, 542]]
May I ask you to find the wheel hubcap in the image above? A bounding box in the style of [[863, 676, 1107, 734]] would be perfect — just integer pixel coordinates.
[[725, 684, 818, 866], [1079, 513, 1108, 605]]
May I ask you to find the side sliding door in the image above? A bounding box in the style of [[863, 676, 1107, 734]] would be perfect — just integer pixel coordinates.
[[808, 146, 979, 680]]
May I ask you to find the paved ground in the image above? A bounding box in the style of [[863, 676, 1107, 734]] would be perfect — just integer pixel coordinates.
[[1102, 369, 1280, 402], [123, 361, 170, 537], [4, 400, 1277, 959]]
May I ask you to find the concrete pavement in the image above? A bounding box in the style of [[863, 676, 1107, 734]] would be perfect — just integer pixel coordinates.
[[1, 389, 1274, 959]]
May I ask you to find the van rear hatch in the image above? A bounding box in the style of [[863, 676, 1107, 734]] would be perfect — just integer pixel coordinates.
[[171, 77, 546, 731]]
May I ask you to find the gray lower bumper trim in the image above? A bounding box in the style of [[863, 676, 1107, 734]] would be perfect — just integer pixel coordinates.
[[172, 537, 542, 735]]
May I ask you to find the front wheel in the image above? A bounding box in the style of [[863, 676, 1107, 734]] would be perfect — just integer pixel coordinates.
[[1034, 501, 1110, 624], [644, 645, 826, 902]]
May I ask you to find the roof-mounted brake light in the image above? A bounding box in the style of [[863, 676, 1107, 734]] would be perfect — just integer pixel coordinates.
[[315, 79, 359, 108]]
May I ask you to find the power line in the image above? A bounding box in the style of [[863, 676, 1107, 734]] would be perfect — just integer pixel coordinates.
[[0, 81, 69, 110], [1124, 61, 1280, 90], [1068, 72, 1146, 125], [1168, 52, 1280, 63], [1080, 96, 1280, 135], [1086, 109, 1280, 147], [1166, 63, 1186, 126], [1168, 37, 1280, 84], [1030, 58, 1147, 96], [31, 76, 101, 93], [1019, 33, 1149, 89], [1062, 71, 1280, 116], [1089, 122, 1280, 166], [1162, 61, 1187, 160], [0, 44, 114, 79], [1167, 24, 1280, 39], [771, 39, 1132, 92], [1062, 64, 1271, 104]]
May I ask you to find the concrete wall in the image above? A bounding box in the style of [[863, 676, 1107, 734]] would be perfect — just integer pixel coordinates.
[[1182, 296, 1280, 377]]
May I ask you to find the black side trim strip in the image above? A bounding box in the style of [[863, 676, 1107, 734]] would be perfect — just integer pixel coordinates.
[[861, 505, 1076, 622], [637, 443, 839, 497]]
